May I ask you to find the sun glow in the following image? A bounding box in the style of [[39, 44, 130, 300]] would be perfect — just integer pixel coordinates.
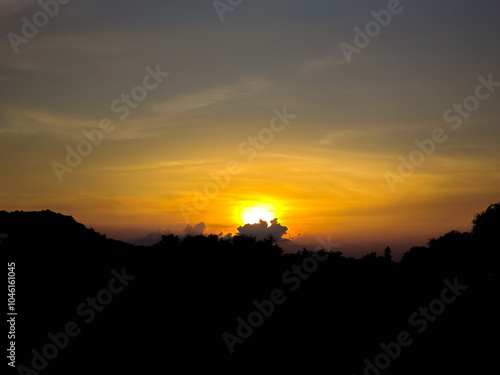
[[240, 203, 276, 224]]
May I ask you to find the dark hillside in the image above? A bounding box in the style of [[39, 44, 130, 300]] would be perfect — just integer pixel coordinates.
[[2, 204, 498, 374]]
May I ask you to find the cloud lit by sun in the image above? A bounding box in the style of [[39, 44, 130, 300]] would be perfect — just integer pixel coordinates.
[[240, 203, 276, 224]]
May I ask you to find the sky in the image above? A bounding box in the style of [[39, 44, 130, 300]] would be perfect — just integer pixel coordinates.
[[1, 0, 499, 257]]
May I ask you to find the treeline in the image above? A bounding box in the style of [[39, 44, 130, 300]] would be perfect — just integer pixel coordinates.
[[1, 203, 498, 374]]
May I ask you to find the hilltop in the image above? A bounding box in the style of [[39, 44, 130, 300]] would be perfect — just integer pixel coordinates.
[[2, 203, 498, 374]]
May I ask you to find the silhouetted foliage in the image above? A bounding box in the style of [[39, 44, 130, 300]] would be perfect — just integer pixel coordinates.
[[2, 202, 499, 374], [400, 246, 431, 265], [472, 202, 500, 237], [384, 246, 392, 261]]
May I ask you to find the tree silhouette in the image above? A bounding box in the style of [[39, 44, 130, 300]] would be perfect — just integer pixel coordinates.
[[472, 202, 500, 236], [471, 201, 500, 268], [1, 203, 498, 373], [384, 246, 392, 261]]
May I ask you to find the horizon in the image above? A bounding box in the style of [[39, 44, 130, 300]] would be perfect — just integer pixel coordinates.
[[1, 202, 493, 262], [1, 1, 499, 260]]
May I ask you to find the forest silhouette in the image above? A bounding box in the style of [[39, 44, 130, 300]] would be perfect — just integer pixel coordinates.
[[1, 203, 498, 374]]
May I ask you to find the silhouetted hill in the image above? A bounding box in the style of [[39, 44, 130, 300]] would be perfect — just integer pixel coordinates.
[[2, 203, 499, 374], [0, 209, 134, 252]]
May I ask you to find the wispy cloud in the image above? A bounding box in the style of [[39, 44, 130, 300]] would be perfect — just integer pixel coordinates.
[[0, 108, 96, 138], [298, 53, 347, 75], [152, 79, 268, 116], [95, 159, 223, 175]]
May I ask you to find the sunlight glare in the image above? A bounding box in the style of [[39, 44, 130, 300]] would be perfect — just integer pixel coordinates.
[[241, 204, 276, 224]]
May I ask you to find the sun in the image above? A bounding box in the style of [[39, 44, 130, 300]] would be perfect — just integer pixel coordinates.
[[241, 203, 276, 224]]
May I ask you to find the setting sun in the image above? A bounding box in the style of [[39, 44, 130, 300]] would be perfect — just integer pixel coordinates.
[[240, 203, 276, 224]]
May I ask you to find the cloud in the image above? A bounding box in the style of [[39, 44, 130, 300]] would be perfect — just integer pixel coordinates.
[[151, 79, 268, 116], [236, 218, 288, 240], [183, 222, 206, 236], [129, 230, 171, 246], [298, 53, 347, 75], [218, 231, 233, 240], [0, 108, 97, 138]]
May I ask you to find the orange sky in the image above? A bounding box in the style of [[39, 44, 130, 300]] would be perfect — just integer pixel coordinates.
[[1, 1, 499, 257]]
